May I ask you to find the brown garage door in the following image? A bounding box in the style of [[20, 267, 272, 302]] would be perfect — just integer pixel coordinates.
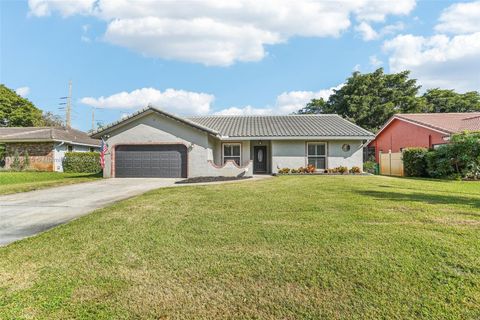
[[115, 145, 187, 178]]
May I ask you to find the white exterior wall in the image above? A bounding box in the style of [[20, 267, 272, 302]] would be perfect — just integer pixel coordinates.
[[102, 113, 212, 178], [271, 140, 306, 173], [327, 140, 363, 169], [271, 140, 364, 173], [53, 142, 96, 172]]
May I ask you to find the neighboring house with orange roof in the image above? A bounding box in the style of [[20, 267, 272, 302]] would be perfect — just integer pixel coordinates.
[[369, 113, 480, 162]]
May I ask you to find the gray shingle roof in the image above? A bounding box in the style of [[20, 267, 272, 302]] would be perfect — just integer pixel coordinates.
[[0, 127, 101, 146], [187, 115, 374, 138]]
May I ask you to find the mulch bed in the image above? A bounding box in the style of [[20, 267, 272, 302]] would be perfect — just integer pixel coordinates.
[[175, 176, 253, 184]]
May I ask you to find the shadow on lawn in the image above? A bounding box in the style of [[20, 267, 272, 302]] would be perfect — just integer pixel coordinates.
[[69, 172, 103, 178], [357, 190, 480, 212]]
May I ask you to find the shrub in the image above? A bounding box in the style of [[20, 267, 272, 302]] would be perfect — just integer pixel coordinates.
[[403, 148, 428, 177], [449, 131, 480, 178], [23, 150, 30, 169], [11, 151, 21, 171], [337, 166, 348, 174], [425, 132, 480, 179], [306, 164, 316, 173], [278, 168, 291, 174], [426, 148, 453, 178], [291, 168, 298, 173], [297, 167, 306, 173], [0, 144, 5, 168], [350, 166, 361, 174], [363, 161, 377, 174], [63, 152, 101, 173]]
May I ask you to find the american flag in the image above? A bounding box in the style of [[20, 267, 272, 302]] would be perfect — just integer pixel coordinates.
[[100, 139, 107, 169]]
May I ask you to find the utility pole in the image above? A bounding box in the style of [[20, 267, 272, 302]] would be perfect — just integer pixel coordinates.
[[66, 80, 72, 128], [91, 107, 95, 131]]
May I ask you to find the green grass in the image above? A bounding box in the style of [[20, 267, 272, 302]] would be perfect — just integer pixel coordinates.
[[0, 172, 101, 195], [1, 176, 479, 319]]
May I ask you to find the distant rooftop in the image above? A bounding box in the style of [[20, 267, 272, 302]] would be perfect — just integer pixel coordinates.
[[0, 127, 101, 146], [395, 113, 480, 134]]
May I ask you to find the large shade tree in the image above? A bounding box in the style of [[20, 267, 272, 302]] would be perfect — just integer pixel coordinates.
[[296, 69, 480, 132], [0, 84, 44, 127], [296, 69, 423, 132], [0, 84, 64, 127], [421, 89, 480, 113]]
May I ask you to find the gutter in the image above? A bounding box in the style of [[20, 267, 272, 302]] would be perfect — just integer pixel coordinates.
[[0, 139, 100, 148]]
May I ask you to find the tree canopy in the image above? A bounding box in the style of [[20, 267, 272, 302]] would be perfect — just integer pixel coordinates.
[[41, 111, 64, 127], [296, 68, 480, 132], [421, 89, 480, 113], [0, 84, 64, 127], [0, 84, 44, 127]]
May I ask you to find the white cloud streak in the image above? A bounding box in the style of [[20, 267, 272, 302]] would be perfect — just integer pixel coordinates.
[[15, 86, 30, 97], [435, 1, 480, 34], [81, 85, 342, 117], [383, 32, 480, 92], [80, 88, 215, 115], [214, 85, 342, 115], [28, 0, 416, 66]]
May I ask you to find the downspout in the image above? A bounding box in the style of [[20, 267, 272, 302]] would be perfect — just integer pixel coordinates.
[[55, 141, 65, 172]]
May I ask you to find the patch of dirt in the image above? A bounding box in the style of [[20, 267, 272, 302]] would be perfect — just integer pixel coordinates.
[[175, 176, 252, 184]]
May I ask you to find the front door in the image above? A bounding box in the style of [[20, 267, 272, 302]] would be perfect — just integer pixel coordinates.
[[253, 146, 267, 173]]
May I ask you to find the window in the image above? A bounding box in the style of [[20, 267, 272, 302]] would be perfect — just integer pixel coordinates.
[[223, 143, 241, 165], [307, 142, 326, 170], [67, 145, 73, 152]]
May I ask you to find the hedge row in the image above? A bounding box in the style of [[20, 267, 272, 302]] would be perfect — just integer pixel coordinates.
[[63, 152, 102, 173], [403, 132, 480, 180]]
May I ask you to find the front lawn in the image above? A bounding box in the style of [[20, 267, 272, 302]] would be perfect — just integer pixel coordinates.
[[0, 172, 101, 195], [1, 176, 479, 319]]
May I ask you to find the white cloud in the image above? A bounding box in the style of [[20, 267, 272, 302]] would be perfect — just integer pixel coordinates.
[[28, 0, 96, 17], [275, 85, 342, 113], [214, 106, 272, 116], [28, 0, 416, 66], [435, 1, 480, 34], [369, 55, 383, 68], [80, 88, 215, 115], [15, 86, 30, 97], [104, 17, 279, 66], [355, 21, 404, 41], [81, 24, 91, 42], [355, 22, 379, 41], [354, 0, 415, 22], [383, 32, 480, 92], [214, 85, 342, 115]]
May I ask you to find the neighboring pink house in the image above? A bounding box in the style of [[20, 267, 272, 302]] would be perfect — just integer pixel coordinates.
[[369, 113, 480, 162]]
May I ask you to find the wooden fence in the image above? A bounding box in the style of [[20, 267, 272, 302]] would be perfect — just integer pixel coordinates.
[[379, 151, 404, 176]]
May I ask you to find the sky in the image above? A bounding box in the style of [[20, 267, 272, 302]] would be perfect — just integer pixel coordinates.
[[1, 0, 479, 132]]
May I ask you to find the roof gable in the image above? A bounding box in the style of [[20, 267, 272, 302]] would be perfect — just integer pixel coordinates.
[[376, 112, 480, 137], [90, 106, 219, 138]]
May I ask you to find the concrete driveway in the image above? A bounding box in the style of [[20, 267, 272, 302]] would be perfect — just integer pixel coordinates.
[[0, 178, 178, 246]]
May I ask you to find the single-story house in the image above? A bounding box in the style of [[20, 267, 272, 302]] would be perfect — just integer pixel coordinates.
[[0, 127, 101, 171], [91, 106, 374, 178], [369, 112, 480, 162]]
